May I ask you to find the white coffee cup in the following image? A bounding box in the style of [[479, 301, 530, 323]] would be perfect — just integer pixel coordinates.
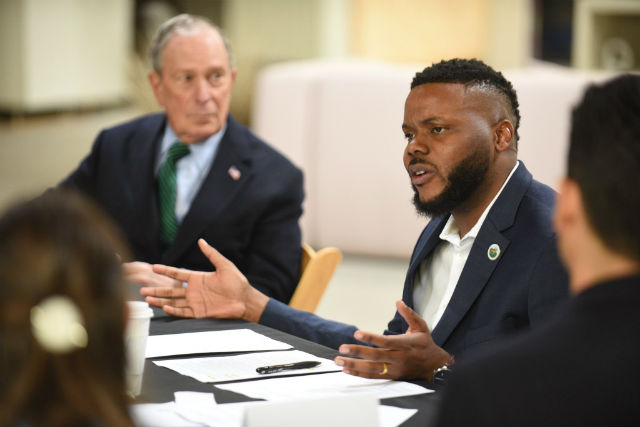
[[124, 301, 153, 398]]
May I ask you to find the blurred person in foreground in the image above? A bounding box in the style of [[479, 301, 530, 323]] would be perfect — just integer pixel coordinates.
[[59, 14, 303, 303], [141, 59, 569, 384], [0, 191, 132, 426], [435, 74, 640, 425]]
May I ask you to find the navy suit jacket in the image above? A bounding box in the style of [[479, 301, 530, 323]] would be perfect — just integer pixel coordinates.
[[61, 113, 304, 303], [261, 162, 569, 352], [436, 274, 640, 426]]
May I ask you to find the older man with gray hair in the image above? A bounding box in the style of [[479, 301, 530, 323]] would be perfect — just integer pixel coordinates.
[[60, 14, 304, 303]]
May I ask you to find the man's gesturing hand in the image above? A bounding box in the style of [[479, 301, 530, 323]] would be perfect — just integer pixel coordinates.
[[334, 300, 450, 380], [139, 238, 268, 322]]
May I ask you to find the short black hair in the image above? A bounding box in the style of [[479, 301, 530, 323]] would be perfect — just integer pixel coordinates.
[[411, 58, 521, 147], [568, 74, 640, 260]]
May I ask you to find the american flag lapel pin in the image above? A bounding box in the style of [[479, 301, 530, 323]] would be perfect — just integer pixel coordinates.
[[228, 165, 242, 181]]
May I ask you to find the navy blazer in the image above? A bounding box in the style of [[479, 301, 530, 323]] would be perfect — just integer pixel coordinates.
[[436, 275, 640, 425], [61, 113, 304, 303], [260, 162, 569, 351]]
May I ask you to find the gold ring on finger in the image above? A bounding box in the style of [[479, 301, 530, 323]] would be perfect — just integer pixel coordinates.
[[380, 362, 388, 375]]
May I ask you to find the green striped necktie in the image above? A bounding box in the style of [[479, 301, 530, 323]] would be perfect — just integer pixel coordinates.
[[157, 142, 190, 247]]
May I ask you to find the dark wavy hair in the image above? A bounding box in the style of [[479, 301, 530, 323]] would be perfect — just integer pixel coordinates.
[[568, 74, 640, 260], [411, 58, 521, 149], [0, 190, 133, 426]]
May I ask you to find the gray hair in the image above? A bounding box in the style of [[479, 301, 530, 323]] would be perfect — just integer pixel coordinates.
[[149, 13, 234, 73]]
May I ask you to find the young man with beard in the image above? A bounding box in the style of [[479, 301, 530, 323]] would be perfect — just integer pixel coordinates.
[[435, 74, 640, 425], [140, 59, 569, 384]]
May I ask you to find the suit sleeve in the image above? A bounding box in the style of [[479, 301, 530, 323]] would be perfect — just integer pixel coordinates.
[[240, 165, 304, 304], [260, 298, 360, 349], [384, 311, 408, 336]]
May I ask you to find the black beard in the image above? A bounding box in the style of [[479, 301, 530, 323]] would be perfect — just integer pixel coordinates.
[[411, 148, 490, 218]]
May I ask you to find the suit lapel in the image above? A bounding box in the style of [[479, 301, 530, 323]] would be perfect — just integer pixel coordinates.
[[130, 114, 166, 260], [430, 223, 510, 345], [161, 117, 253, 264], [430, 163, 533, 346]]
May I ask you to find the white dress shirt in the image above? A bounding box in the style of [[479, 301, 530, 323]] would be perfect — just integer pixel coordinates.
[[413, 161, 520, 331], [155, 123, 226, 223]]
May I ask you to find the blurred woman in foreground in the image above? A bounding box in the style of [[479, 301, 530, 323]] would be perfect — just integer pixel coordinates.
[[0, 190, 133, 426]]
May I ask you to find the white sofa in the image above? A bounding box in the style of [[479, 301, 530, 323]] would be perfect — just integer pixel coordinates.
[[251, 59, 613, 258]]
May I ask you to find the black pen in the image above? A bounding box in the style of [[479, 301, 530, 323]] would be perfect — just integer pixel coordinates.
[[256, 360, 321, 374]]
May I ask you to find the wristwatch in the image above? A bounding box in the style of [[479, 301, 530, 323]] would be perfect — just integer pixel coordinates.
[[431, 355, 455, 387]]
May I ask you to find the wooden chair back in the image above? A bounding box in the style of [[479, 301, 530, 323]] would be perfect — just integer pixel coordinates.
[[288, 243, 343, 313]]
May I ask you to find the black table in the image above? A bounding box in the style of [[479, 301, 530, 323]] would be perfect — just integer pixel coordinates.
[[138, 316, 441, 426]]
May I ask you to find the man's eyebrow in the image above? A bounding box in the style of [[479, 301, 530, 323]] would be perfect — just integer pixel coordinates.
[[169, 68, 194, 75], [420, 117, 444, 125], [402, 117, 444, 129]]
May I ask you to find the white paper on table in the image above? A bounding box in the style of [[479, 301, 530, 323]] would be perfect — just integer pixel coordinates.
[[131, 392, 243, 427], [130, 401, 205, 427], [243, 401, 418, 427], [145, 329, 292, 358], [243, 392, 379, 427], [215, 371, 433, 401], [175, 391, 216, 405], [186, 402, 416, 427], [131, 391, 419, 427], [379, 405, 418, 427], [174, 392, 249, 427], [153, 349, 340, 383], [177, 401, 250, 427]]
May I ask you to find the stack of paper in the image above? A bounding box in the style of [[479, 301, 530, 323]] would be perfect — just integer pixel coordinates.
[[140, 329, 432, 427]]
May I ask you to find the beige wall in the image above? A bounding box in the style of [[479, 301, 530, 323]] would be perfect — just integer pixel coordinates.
[[223, 0, 327, 124], [222, 0, 533, 122], [350, 0, 533, 69], [0, 0, 535, 120], [0, 1, 24, 108], [0, 0, 133, 112], [351, 0, 491, 63]]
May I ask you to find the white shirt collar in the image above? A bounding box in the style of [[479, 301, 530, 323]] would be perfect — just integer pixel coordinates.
[[156, 122, 227, 174]]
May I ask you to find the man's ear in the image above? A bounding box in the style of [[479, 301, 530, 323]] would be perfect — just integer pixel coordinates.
[[148, 71, 164, 107], [554, 178, 583, 234], [494, 120, 515, 152]]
